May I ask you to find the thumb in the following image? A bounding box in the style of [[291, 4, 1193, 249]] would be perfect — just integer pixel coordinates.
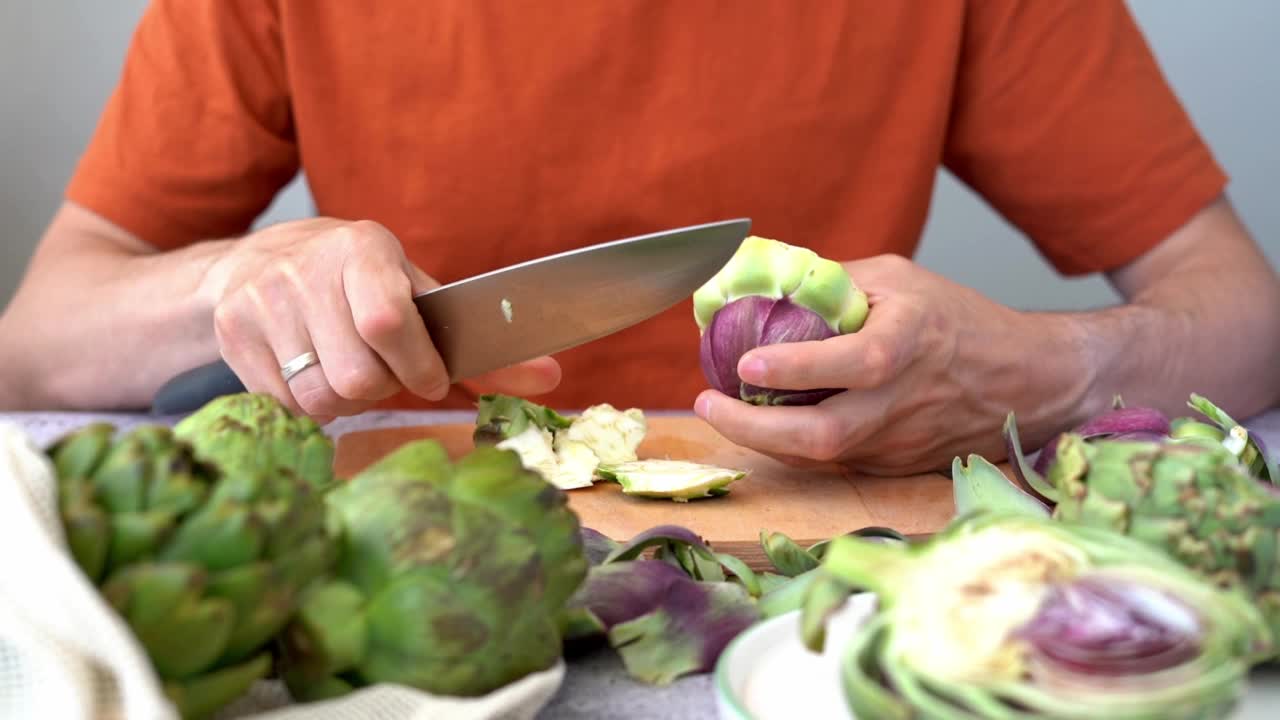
[[460, 356, 563, 397]]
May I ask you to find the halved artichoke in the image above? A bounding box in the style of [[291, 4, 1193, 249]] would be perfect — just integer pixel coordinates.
[[802, 512, 1273, 719]]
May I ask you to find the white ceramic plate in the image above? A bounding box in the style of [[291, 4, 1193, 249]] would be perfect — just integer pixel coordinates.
[[713, 593, 877, 720]]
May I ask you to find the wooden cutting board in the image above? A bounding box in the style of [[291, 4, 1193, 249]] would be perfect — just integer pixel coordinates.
[[333, 416, 958, 571]]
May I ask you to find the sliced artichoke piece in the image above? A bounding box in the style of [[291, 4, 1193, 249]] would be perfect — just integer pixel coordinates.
[[494, 425, 560, 483], [475, 395, 649, 491], [596, 460, 746, 501], [556, 403, 646, 465]]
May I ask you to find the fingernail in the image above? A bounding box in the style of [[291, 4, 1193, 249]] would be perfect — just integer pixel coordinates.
[[426, 383, 450, 401], [739, 356, 767, 383], [695, 394, 712, 422]]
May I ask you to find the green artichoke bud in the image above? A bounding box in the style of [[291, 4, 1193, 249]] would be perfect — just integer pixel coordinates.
[[693, 236, 868, 406], [999, 412, 1280, 658], [47, 420, 335, 719], [278, 439, 589, 700], [173, 392, 335, 491], [802, 512, 1272, 719]]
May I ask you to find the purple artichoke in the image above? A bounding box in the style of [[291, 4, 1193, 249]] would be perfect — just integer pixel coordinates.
[[692, 236, 868, 406]]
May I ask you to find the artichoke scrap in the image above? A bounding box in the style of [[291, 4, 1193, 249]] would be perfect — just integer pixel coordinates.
[[801, 512, 1273, 719], [474, 394, 747, 500], [48, 420, 334, 720], [992, 414, 1280, 657], [563, 525, 763, 684], [474, 394, 643, 490], [277, 439, 590, 701], [693, 236, 868, 406]]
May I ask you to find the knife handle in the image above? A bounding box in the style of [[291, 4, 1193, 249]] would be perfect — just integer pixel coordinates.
[[150, 360, 246, 415]]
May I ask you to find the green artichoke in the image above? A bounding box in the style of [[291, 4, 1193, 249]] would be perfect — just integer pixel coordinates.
[[48, 420, 335, 720], [801, 511, 1273, 719], [173, 392, 336, 491], [1001, 415, 1280, 658], [277, 438, 590, 700]]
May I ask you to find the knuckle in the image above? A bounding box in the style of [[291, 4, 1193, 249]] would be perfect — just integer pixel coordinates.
[[293, 382, 346, 417], [352, 219, 394, 241], [353, 300, 409, 343], [329, 362, 390, 401], [858, 338, 893, 386], [212, 302, 247, 347], [806, 417, 846, 462]]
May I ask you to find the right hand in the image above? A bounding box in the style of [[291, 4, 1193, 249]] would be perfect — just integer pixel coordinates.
[[206, 218, 561, 421]]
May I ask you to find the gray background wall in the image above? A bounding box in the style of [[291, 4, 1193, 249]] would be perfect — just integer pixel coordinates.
[[2, 1, 1276, 311]]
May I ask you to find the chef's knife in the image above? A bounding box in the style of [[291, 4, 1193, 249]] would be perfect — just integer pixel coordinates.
[[150, 218, 751, 414]]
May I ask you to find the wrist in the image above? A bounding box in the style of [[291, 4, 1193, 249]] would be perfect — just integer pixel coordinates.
[[194, 237, 241, 312], [1006, 310, 1105, 447]]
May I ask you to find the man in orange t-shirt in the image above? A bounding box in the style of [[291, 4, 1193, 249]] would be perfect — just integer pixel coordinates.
[[2, 1, 1278, 474]]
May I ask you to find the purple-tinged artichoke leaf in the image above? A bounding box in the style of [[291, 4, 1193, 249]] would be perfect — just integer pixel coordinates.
[[603, 525, 711, 564], [760, 530, 821, 576], [607, 578, 760, 685], [1003, 412, 1060, 503], [569, 561, 688, 629], [1032, 406, 1171, 475], [700, 296, 772, 398], [580, 527, 621, 567], [952, 454, 1051, 519]]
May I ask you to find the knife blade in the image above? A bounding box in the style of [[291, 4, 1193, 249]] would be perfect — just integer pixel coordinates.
[[150, 218, 750, 414]]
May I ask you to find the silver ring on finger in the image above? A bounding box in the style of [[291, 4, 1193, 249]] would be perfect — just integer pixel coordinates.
[[281, 351, 320, 383]]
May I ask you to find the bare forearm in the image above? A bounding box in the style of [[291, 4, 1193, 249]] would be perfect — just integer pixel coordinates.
[[0, 206, 234, 410], [1032, 200, 1280, 439], [1072, 265, 1280, 423]]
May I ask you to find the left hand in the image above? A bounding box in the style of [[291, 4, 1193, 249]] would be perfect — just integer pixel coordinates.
[[693, 254, 1086, 475]]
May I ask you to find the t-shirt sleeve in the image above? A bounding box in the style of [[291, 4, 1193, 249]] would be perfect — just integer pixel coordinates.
[[65, 0, 299, 251], [942, 0, 1228, 276]]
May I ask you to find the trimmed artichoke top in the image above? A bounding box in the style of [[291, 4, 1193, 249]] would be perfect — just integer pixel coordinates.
[[692, 235, 869, 336]]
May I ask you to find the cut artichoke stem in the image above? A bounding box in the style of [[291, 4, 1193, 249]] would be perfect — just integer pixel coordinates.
[[1223, 425, 1249, 457], [595, 460, 747, 501]]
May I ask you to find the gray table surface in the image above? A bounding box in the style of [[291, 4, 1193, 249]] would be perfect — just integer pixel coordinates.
[[6, 406, 1280, 719]]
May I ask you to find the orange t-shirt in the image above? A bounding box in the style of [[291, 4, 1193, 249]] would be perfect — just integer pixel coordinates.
[[66, 0, 1227, 412]]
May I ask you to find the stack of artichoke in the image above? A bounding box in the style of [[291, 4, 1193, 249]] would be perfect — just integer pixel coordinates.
[[800, 511, 1273, 719], [48, 400, 335, 719], [47, 392, 594, 718]]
